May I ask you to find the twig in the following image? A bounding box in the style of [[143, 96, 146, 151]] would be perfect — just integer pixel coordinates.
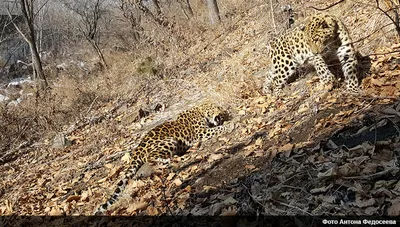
[[342, 166, 399, 180], [375, 0, 400, 37], [385, 117, 400, 136], [85, 96, 99, 116], [308, 0, 347, 11], [242, 184, 268, 208], [358, 95, 399, 101], [271, 199, 314, 216], [367, 49, 400, 56], [351, 23, 393, 45]]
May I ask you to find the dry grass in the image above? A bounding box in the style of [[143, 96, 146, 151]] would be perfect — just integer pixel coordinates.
[[2, 0, 398, 156]]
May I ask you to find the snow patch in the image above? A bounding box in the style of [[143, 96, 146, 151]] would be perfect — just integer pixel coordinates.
[[0, 94, 9, 102], [7, 77, 34, 88]]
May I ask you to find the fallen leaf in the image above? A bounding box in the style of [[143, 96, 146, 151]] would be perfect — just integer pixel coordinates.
[[44, 207, 51, 213], [203, 186, 217, 191], [166, 173, 175, 181], [208, 153, 224, 162], [255, 138, 263, 147], [127, 201, 148, 213], [317, 167, 336, 178], [310, 184, 333, 194], [45, 192, 55, 199], [66, 195, 81, 203], [320, 195, 336, 204], [0, 206, 7, 215], [173, 178, 182, 186], [209, 202, 224, 215], [354, 197, 375, 208], [278, 143, 294, 152], [338, 163, 356, 176], [223, 197, 237, 205], [221, 206, 237, 216], [81, 191, 89, 202], [297, 103, 309, 113], [5, 200, 12, 213], [243, 146, 255, 157], [387, 198, 400, 216], [245, 165, 256, 170], [371, 77, 385, 86], [190, 205, 209, 215], [146, 206, 159, 215], [253, 149, 265, 157], [105, 164, 114, 169], [49, 207, 63, 215]]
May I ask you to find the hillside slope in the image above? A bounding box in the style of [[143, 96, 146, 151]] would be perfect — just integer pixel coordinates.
[[0, 0, 399, 220]]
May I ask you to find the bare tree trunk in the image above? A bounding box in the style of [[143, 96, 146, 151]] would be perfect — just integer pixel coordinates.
[[8, 0, 48, 89], [90, 40, 107, 69], [135, 0, 169, 27], [30, 43, 47, 88], [206, 0, 220, 25], [63, 0, 109, 69]]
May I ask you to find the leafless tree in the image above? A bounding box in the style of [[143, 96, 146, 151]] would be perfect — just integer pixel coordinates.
[[63, 0, 110, 68], [206, 0, 221, 25], [0, 15, 13, 45], [118, 0, 143, 42], [7, 0, 49, 89], [134, 0, 170, 27]]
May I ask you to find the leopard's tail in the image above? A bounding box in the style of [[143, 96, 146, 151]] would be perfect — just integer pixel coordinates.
[[93, 161, 142, 215]]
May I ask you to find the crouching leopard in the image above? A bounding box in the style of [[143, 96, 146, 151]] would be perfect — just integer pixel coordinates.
[[263, 13, 359, 95], [94, 102, 233, 215]]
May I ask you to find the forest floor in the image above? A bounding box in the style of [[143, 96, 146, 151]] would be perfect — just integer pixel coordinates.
[[0, 0, 399, 225]]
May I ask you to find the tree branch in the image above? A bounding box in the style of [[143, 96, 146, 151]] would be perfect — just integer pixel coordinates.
[[6, 7, 30, 44], [308, 0, 346, 11]]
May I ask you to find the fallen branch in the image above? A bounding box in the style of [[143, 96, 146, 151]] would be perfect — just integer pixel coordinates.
[[0, 141, 31, 165]]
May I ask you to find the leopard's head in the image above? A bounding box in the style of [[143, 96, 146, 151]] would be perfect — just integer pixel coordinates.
[[305, 13, 338, 53], [199, 102, 226, 127]]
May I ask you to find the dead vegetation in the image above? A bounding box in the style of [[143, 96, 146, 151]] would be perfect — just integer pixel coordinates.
[[0, 0, 399, 222]]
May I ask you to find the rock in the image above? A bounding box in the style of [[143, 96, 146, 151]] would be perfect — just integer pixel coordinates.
[[52, 134, 72, 148]]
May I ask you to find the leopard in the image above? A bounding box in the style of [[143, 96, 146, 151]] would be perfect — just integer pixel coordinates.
[[263, 13, 359, 95], [93, 102, 232, 215]]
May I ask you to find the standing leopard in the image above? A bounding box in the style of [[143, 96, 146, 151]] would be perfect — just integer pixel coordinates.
[[263, 13, 359, 95], [94, 102, 232, 215]]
